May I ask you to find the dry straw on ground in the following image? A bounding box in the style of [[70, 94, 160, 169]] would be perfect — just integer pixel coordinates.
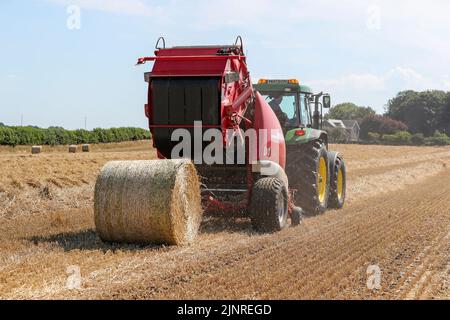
[[31, 146, 42, 154], [0, 143, 449, 300], [94, 159, 203, 245]]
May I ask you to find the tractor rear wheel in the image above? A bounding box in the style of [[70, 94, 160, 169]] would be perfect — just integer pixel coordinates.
[[287, 141, 330, 216], [250, 177, 288, 233], [328, 152, 347, 209]]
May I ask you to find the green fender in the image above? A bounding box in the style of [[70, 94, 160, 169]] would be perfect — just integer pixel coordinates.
[[285, 127, 328, 146]]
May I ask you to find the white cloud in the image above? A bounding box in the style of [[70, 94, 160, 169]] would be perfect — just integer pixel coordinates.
[[46, 0, 161, 17], [309, 67, 449, 111], [385, 67, 433, 90], [444, 81, 450, 91], [313, 73, 386, 91], [310, 67, 444, 92]]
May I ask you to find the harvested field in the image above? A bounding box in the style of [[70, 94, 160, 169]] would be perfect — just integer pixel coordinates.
[[0, 143, 449, 300]]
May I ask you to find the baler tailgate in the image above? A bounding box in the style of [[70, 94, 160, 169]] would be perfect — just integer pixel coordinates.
[[152, 77, 221, 158]]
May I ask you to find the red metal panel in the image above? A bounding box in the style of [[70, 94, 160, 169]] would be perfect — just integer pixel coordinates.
[[152, 59, 227, 77], [138, 46, 244, 77], [253, 92, 286, 169]]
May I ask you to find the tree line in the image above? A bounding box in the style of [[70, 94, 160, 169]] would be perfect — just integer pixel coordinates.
[[325, 90, 450, 146], [0, 125, 151, 147]]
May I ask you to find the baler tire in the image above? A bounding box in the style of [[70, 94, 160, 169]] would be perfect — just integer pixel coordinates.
[[328, 153, 347, 209], [250, 177, 288, 233], [286, 141, 330, 216]]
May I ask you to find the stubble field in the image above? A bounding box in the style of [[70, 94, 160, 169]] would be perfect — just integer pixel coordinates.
[[0, 141, 449, 299]]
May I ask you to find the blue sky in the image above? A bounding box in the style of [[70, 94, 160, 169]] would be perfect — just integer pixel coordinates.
[[1, 0, 450, 129]]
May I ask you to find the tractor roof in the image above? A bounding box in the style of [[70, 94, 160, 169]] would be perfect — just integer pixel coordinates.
[[254, 79, 313, 94]]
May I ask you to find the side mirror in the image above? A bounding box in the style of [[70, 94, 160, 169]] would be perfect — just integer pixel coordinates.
[[323, 95, 331, 109]]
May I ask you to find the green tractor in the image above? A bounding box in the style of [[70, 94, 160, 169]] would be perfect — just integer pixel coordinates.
[[254, 79, 347, 216]]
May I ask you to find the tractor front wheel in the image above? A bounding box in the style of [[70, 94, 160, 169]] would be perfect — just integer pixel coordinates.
[[250, 178, 288, 233]]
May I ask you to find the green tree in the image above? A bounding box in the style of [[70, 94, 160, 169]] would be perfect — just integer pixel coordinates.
[[0, 127, 19, 146], [411, 133, 425, 145], [442, 93, 450, 135], [74, 129, 91, 144], [394, 131, 412, 144], [360, 115, 408, 140], [380, 132, 411, 145], [9, 126, 43, 145], [424, 131, 450, 146], [325, 103, 376, 123], [367, 132, 381, 143], [386, 90, 447, 136], [44, 128, 58, 146]]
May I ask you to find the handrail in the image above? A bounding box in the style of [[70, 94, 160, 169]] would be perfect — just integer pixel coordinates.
[[136, 55, 245, 65], [234, 36, 244, 55], [155, 37, 166, 50]]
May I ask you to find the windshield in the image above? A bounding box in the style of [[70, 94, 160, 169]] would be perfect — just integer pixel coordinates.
[[262, 93, 299, 127]]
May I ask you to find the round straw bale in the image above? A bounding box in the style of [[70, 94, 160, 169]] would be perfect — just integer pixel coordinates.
[[94, 159, 202, 245], [31, 146, 42, 154], [82, 144, 90, 152], [69, 145, 77, 153]]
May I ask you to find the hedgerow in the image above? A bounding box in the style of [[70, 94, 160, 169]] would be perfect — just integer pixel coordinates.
[[0, 126, 151, 147]]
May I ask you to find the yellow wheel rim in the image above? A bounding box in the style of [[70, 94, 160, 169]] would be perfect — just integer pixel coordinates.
[[317, 157, 327, 203], [337, 168, 344, 200]]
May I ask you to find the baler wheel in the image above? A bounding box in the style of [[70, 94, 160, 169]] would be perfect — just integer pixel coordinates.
[[250, 178, 288, 233]]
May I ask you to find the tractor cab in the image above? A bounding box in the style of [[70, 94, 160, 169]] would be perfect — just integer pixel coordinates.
[[254, 79, 331, 132]]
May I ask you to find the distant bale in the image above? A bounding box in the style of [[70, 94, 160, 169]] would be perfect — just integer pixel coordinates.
[[94, 159, 202, 246], [69, 145, 77, 153], [82, 144, 90, 152], [31, 146, 42, 154]]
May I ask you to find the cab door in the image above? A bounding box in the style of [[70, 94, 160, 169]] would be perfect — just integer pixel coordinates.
[[299, 93, 312, 127]]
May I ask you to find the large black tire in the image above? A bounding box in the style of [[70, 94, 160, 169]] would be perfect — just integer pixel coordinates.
[[286, 141, 330, 216], [328, 152, 347, 209], [250, 178, 288, 233]]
